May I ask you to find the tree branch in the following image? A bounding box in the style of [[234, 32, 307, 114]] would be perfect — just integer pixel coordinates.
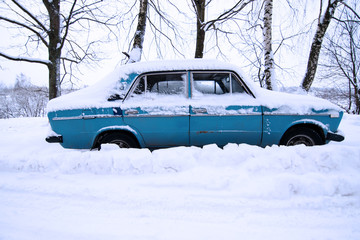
[[0, 52, 51, 66], [60, 0, 78, 50], [341, 1, 360, 20], [147, 16, 185, 58], [204, 0, 255, 31], [0, 16, 49, 47], [11, 0, 48, 33]]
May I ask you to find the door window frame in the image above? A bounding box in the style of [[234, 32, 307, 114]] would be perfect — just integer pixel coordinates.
[[124, 71, 189, 101], [190, 70, 255, 98]]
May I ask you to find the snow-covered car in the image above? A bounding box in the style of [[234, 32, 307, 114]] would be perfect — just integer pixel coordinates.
[[46, 59, 344, 149]]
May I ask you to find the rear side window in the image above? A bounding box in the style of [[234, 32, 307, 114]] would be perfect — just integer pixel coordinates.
[[128, 72, 187, 99], [193, 73, 230, 94], [147, 74, 185, 95], [192, 72, 246, 96]]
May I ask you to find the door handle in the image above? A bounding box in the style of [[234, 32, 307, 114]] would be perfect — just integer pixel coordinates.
[[82, 115, 96, 120], [125, 109, 139, 115], [192, 108, 207, 114]]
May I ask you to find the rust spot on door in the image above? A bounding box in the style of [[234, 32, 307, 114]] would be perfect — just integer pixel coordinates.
[[197, 131, 214, 134]]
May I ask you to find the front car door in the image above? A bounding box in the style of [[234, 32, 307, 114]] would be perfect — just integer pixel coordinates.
[[189, 71, 262, 147], [122, 72, 190, 148]]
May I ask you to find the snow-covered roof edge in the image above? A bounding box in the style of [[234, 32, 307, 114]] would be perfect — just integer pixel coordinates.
[[106, 59, 258, 92]]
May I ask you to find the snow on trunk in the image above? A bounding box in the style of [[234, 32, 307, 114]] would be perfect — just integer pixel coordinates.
[[128, 0, 148, 63]]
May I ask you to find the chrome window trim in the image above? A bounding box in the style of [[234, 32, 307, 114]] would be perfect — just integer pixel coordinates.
[[52, 115, 122, 121], [190, 113, 262, 117], [53, 113, 335, 121], [123, 114, 190, 118], [263, 113, 336, 116]]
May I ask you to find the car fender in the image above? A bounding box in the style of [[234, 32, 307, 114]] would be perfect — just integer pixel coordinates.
[[92, 125, 146, 148], [283, 118, 330, 141]]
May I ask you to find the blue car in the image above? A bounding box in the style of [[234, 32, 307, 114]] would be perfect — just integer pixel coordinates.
[[46, 60, 344, 149]]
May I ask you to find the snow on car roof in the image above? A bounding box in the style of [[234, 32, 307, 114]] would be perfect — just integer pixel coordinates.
[[46, 59, 341, 115], [47, 59, 256, 111]]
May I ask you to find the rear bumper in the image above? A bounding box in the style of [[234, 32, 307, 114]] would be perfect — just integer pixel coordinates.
[[326, 132, 344, 142], [46, 135, 63, 143]]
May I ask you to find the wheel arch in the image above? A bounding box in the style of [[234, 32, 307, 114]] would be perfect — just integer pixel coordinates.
[[279, 121, 327, 145], [91, 127, 144, 149]]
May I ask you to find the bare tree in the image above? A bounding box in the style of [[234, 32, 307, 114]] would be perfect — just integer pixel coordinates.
[[126, 0, 149, 63], [320, 2, 360, 113], [263, 0, 274, 90], [122, 0, 186, 62], [233, 0, 297, 88], [301, 0, 343, 92], [192, 0, 206, 58], [13, 74, 48, 117], [191, 0, 255, 59], [0, 0, 118, 100], [0, 73, 48, 118]]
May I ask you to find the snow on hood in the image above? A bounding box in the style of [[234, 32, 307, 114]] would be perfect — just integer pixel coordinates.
[[46, 59, 341, 114], [255, 88, 342, 115]]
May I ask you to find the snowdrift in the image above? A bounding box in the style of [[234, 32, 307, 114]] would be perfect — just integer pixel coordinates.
[[0, 115, 359, 199], [1, 115, 360, 240]]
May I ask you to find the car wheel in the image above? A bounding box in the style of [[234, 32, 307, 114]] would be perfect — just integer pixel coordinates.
[[281, 127, 323, 146], [100, 133, 139, 148]]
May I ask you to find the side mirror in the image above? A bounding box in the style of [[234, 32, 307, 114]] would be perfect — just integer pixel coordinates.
[[108, 94, 125, 101]]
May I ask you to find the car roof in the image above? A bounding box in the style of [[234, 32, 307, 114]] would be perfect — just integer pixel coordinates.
[[47, 59, 259, 112]]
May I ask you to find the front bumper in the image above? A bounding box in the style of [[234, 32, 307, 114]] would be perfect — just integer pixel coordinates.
[[326, 132, 345, 142], [46, 135, 63, 143]]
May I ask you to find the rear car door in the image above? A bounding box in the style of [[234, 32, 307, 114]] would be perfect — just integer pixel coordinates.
[[189, 71, 262, 147], [122, 72, 190, 148]]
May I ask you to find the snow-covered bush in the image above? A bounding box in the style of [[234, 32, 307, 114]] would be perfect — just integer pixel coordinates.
[[0, 74, 48, 118]]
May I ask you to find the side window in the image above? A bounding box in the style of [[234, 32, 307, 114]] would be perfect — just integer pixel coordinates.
[[193, 73, 230, 95], [133, 76, 146, 95], [129, 72, 186, 99], [192, 72, 246, 95], [231, 73, 245, 93], [147, 74, 185, 95]]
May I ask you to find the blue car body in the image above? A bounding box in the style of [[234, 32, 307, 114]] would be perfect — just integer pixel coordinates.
[[46, 60, 344, 149]]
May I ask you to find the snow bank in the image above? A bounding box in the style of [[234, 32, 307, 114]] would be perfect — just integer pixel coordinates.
[[0, 115, 359, 199], [1, 115, 360, 240]]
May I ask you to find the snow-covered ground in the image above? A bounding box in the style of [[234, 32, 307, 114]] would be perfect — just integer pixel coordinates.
[[0, 115, 359, 240]]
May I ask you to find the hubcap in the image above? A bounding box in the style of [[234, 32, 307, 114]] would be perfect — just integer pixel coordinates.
[[110, 140, 131, 148], [287, 134, 315, 146]]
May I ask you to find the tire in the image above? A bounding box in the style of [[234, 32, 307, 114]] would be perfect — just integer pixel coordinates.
[[100, 133, 139, 149], [280, 127, 324, 146]]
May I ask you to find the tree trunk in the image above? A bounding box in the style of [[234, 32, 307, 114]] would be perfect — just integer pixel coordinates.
[[128, 0, 148, 63], [263, 0, 274, 90], [301, 0, 341, 92], [47, 52, 61, 100], [354, 86, 360, 114], [193, 0, 205, 58], [44, 0, 61, 100]]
